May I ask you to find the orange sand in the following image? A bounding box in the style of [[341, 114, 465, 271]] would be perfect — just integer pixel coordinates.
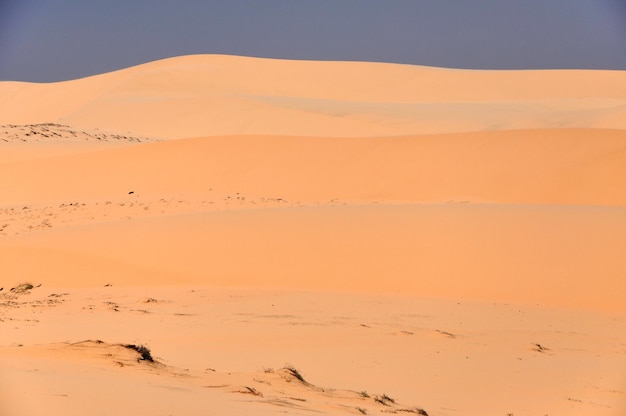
[[1, 55, 625, 416]]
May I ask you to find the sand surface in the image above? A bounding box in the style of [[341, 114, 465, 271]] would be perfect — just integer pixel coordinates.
[[1, 55, 625, 415]]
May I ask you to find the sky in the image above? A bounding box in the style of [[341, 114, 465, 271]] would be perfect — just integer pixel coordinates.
[[0, 0, 625, 82]]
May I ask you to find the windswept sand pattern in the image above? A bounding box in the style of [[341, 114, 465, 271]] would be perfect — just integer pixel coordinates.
[[0, 195, 311, 237], [0, 123, 155, 143]]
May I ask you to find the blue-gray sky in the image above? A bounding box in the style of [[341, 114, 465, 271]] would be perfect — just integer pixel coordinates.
[[1, 0, 625, 82]]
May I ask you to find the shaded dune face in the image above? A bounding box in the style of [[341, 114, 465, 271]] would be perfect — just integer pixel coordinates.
[[1, 129, 625, 207]]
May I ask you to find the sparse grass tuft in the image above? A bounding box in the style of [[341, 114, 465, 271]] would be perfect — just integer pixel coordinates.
[[360, 390, 370, 398], [374, 393, 395, 406], [382, 394, 395, 403], [397, 409, 429, 415], [282, 364, 307, 383], [240, 386, 263, 397]]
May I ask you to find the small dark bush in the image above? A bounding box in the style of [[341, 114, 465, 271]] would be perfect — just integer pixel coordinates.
[[11, 283, 34, 293], [374, 396, 387, 406], [374, 394, 395, 406], [123, 344, 154, 362]]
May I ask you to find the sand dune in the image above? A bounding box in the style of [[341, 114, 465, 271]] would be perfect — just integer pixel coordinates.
[[1, 55, 625, 415], [1, 126, 624, 312], [1, 129, 625, 207], [1, 128, 625, 311], [1, 55, 625, 138]]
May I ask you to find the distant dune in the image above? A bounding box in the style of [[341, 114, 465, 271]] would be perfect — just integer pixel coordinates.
[[1, 54, 625, 138], [1, 55, 625, 416]]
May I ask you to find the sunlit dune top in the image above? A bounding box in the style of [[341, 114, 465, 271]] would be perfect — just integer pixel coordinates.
[[1, 54, 625, 138]]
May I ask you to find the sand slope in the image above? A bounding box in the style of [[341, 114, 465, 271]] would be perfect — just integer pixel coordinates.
[[2, 204, 625, 312], [1, 55, 625, 415], [0, 129, 625, 311], [1, 128, 625, 206]]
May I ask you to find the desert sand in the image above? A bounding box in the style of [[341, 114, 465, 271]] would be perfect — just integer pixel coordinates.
[[1, 55, 625, 415]]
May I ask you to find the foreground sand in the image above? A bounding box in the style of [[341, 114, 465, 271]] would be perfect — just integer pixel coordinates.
[[2, 285, 625, 416], [1, 55, 625, 415]]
